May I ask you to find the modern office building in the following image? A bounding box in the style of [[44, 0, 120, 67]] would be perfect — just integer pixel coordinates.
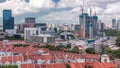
[[74, 24, 81, 37], [34, 23, 47, 31], [3, 10, 14, 32], [98, 20, 105, 31], [25, 17, 35, 24], [60, 32, 75, 40], [117, 20, 120, 30], [112, 19, 116, 30], [44, 28, 58, 38]]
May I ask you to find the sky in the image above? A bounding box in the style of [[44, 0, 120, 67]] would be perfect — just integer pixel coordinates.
[[0, 0, 120, 27]]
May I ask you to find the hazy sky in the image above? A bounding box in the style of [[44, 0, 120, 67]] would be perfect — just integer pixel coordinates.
[[0, 0, 120, 26]]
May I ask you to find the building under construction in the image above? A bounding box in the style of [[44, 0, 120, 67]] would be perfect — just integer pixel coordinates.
[[79, 13, 98, 39], [79, 0, 99, 39]]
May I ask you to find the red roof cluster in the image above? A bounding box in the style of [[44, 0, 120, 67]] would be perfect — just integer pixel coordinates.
[[70, 62, 117, 68], [0, 40, 118, 68], [21, 63, 66, 68]]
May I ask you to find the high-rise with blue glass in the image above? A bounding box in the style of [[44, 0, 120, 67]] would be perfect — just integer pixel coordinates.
[[3, 10, 14, 32]]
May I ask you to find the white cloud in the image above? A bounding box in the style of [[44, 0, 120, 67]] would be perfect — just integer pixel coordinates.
[[37, 10, 80, 24], [57, 0, 82, 8], [37, 0, 120, 26], [51, 0, 120, 26], [29, 0, 55, 9], [104, 2, 120, 14], [0, 0, 119, 26], [0, 0, 55, 17]]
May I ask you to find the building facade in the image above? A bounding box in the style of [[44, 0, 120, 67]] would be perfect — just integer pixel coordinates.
[[25, 17, 35, 24], [31, 34, 55, 44], [3, 10, 14, 32], [117, 20, 120, 30], [98, 20, 105, 31], [34, 23, 47, 31], [112, 19, 116, 30], [79, 13, 98, 39], [74, 24, 81, 37], [24, 28, 55, 44], [5, 29, 16, 35], [24, 28, 41, 41]]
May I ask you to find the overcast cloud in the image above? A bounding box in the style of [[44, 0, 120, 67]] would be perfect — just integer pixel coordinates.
[[0, 0, 120, 26]]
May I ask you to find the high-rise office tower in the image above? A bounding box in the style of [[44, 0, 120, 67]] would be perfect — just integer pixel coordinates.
[[112, 19, 116, 30], [25, 17, 35, 24], [117, 20, 120, 30], [3, 10, 14, 32], [98, 20, 105, 31]]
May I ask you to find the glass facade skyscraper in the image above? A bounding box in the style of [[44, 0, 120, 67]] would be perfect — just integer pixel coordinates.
[[3, 10, 14, 32]]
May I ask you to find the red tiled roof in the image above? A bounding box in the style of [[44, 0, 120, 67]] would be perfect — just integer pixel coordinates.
[[1, 55, 23, 63], [21, 63, 66, 68], [70, 62, 117, 68]]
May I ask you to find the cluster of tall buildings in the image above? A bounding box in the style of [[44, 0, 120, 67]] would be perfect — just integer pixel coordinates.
[[2, 9, 106, 41], [79, 13, 100, 39]]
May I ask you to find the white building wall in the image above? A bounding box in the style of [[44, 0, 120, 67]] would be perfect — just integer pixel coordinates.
[[5, 29, 16, 35], [101, 54, 110, 63], [24, 28, 41, 41], [117, 20, 120, 30]]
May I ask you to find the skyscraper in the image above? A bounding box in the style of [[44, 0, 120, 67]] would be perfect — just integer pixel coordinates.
[[98, 20, 105, 31], [117, 20, 120, 30], [3, 10, 14, 32], [112, 19, 116, 30]]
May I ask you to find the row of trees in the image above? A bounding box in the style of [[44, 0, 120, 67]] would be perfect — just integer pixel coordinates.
[[0, 65, 18, 68], [86, 47, 120, 59], [13, 44, 29, 47], [102, 29, 120, 37], [116, 37, 120, 47], [34, 44, 80, 53]]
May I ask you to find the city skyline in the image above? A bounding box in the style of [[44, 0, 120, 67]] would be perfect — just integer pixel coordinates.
[[0, 0, 119, 27]]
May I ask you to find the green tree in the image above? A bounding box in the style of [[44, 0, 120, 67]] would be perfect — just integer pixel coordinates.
[[103, 46, 112, 54], [72, 46, 79, 53], [66, 64, 71, 68], [0, 65, 18, 68], [85, 48, 94, 54], [102, 29, 117, 36], [116, 37, 120, 47], [113, 48, 120, 58], [85, 65, 93, 68], [66, 44, 71, 48]]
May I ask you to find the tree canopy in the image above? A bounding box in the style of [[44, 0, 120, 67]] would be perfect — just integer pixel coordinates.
[[116, 37, 120, 47], [85, 47, 95, 54]]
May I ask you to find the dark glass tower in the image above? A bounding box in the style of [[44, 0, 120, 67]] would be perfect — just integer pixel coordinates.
[[3, 10, 14, 32]]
